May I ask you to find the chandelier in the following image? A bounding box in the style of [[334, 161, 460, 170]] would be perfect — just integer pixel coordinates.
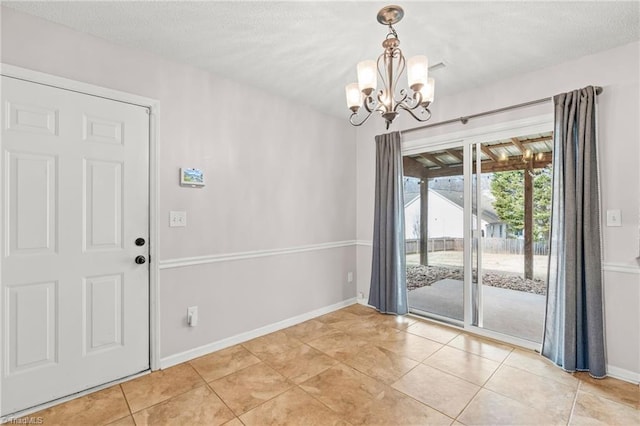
[[345, 5, 435, 129]]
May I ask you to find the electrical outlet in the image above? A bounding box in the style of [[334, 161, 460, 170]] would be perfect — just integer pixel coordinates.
[[170, 211, 187, 227], [347, 272, 354, 283], [187, 306, 198, 327]]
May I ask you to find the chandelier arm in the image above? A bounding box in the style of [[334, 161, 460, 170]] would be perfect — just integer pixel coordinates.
[[397, 104, 432, 122], [394, 89, 409, 110], [376, 55, 391, 113], [397, 90, 424, 111], [375, 90, 389, 113], [362, 94, 377, 113], [391, 47, 406, 102], [349, 108, 377, 127]]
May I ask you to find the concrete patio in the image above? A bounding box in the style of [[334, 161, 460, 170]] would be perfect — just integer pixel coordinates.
[[408, 279, 545, 343]]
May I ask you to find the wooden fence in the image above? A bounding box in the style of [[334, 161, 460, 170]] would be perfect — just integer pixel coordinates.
[[482, 238, 549, 255], [406, 237, 548, 255], [406, 238, 463, 254]]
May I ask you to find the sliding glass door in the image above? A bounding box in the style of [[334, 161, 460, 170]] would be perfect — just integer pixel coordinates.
[[404, 145, 466, 325], [403, 130, 552, 346], [471, 138, 551, 343]]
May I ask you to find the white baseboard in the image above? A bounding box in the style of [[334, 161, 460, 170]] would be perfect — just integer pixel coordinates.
[[160, 298, 357, 369], [606, 364, 640, 384]]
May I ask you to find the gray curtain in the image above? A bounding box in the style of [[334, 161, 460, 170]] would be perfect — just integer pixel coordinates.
[[368, 131, 408, 315], [542, 86, 606, 378]]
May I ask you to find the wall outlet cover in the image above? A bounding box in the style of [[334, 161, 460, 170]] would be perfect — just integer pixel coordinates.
[[187, 306, 198, 327]]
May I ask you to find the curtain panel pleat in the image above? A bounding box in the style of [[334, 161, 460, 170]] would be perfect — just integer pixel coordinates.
[[542, 86, 606, 378], [368, 131, 408, 315]]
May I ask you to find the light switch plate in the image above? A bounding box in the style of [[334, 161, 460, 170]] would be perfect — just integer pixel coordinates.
[[169, 211, 187, 227], [606, 209, 621, 227]]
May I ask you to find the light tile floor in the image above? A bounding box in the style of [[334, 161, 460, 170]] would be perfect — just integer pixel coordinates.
[[28, 304, 639, 425]]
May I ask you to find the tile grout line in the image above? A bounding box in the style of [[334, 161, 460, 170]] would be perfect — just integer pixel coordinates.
[[575, 374, 639, 410], [452, 346, 514, 422], [453, 383, 484, 423], [124, 363, 209, 416], [289, 313, 411, 422], [193, 347, 297, 420], [501, 349, 587, 390], [226, 377, 295, 420], [382, 376, 457, 424], [483, 347, 513, 384], [294, 381, 352, 423], [117, 383, 135, 421], [420, 333, 516, 390], [190, 337, 316, 423], [340, 331, 458, 423], [477, 349, 580, 423], [204, 381, 244, 423], [566, 381, 581, 425], [187, 359, 238, 421]]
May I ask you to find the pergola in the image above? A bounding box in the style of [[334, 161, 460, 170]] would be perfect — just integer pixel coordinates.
[[403, 132, 553, 279]]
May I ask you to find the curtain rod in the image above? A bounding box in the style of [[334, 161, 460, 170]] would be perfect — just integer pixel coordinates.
[[403, 86, 603, 135]]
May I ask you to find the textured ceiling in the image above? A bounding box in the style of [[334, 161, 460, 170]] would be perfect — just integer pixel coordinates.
[[4, 1, 639, 118]]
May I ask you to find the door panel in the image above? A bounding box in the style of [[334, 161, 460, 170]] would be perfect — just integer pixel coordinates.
[[83, 159, 123, 250], [7, 102, 58, 136], [1, 76, 150, 415], [6, 152, 57, 255], [83, 274, 123, 354], [6, 281, 57, 374], [82, 115, 123, 145]]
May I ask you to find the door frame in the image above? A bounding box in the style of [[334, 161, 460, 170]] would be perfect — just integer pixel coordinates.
[[0, 64, 161, 416], [403, 113, 553, 350]]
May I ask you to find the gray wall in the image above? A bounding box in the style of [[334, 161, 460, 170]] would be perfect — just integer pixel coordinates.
[[2, 6, 638, 382], [1, 7, 358, 361]]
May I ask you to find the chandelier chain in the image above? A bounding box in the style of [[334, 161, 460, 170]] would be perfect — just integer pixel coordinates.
[[386, 24, 399, 40]]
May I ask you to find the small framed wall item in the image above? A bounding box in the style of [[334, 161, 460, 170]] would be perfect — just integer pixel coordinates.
[[180, 167, 205, 187]]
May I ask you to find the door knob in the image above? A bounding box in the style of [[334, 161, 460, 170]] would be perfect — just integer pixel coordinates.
[[135, 238, 146, 246], [135, 255, 146, 265]]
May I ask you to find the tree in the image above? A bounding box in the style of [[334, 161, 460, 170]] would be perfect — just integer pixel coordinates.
[[490, 166, 552, 241], [532, 168, 552, 241], [491, 171, 524, 238]]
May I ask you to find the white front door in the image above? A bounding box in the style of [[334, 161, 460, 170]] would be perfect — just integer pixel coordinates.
[[1, 76, 150, 415]]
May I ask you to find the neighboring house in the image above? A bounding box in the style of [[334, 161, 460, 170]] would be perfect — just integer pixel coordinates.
[[486, 222, 508, 239], [404, 188, 507, 239], [404, 189, 495, 239]]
